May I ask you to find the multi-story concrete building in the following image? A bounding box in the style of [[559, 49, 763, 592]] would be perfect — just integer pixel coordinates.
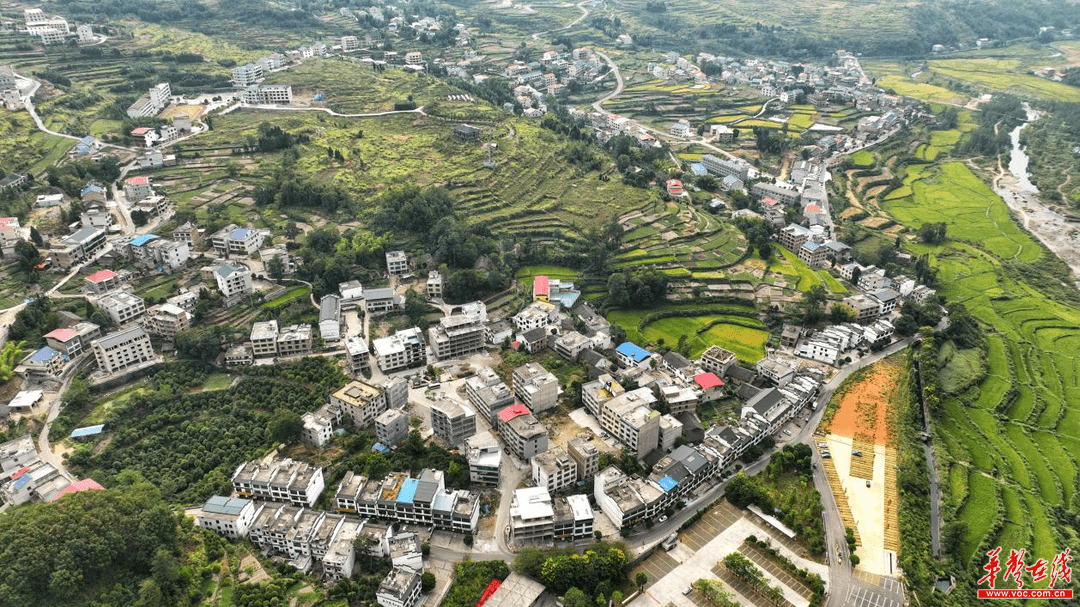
[[375, 408, 409, 447], [509, 486, 555, 545], [465, 431, 501, 485], [301, 403, 343, 448], [250, 320, 279, 358], [331, 379, 388, 429], [582, 374, 624, 418], [600, 388, 660, 459], [385, 250, 408, 275], [20, 346, 66, 376], [210, 224, 264, 258], [425, 271, 442, 299], [196, 495, 258, 539], [242, 84, 293, 104], [333, 469, 480, 535], [512, 363, 559, 414], [214, 264, 253, 306], [498, 404, 548, 460], [345, 336, 372, 376], [376, 566, 422, 607], [277, 323, 312, 357], [553, 331, 591, 361], [231, 63, 263, 87], [751, 182, 801, 206], [755, 357, 796, 387], [83, 269, 120, 296], [428, 314, 484, 359], [465, 366, 514, 424], [842, 294, 882, 324], [53, 226, 106, 268], [700, 154, 751, 181], [144, 303, 191, 340], [341, 36, 360, 52], [593, 466, 667, 529], [700, 345, 737, 378], [372, 327, 427, 372], [531, 447, 577, 494], [554, 493, 594, 541], [172, 221, 202, 248], [615, 342, 653, 369], [511, 301, 557, 332], [567, 436, 599, 481], [429, 397, 476, 447], [91, 326, 155, 374], [231, 457, 325, 506], [123, 176, 153, 201]]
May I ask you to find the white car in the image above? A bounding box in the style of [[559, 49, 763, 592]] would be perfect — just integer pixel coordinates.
[[659, 515, 668, 523]]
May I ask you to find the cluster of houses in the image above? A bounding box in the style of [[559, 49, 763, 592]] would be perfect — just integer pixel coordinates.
[[0, 435, 103, 505], [17, 7, 95, 46]]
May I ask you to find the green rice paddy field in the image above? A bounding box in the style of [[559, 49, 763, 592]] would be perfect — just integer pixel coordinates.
[[607, 301, 768, 363], [883, 147, 1080, 573]]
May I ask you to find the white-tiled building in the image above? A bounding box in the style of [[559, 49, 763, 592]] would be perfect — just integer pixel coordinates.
[[372, 327, 427, 372], [232, 457, 325, 506], [214, 264, 253, 306], [511, 362, 560, 414], [196, 495, 258, 539], [98, 290, 146, 326], [91, 326, 155, 374]]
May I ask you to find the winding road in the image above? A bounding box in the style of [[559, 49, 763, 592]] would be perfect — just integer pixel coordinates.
[[531, 0, 591, 40]]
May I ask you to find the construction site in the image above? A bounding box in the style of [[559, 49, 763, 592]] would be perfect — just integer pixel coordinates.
[[816, 357, 905, 577]]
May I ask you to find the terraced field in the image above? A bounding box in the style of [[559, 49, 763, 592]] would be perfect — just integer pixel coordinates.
[[882, 139, 1080, 575], [606, 300, 768, 362]]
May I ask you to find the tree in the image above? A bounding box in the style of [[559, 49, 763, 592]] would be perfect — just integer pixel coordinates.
[[917, 222, 947, 244], [561, 587, 591, 607], [612, 590, 624, 605], [174, 327, 222, 362], [265, 256, 285, 279], [828, 302, 856, 323], [268, 409, 303, 444], [14, 240, 42, 280], [849, 266, 862, 287], [421, 571, 436, 592], [29, 227, 43, 246], [635, 572, 648, 590], [131, 209, 149, 227]]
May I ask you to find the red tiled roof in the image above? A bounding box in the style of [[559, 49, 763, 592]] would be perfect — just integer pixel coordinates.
[[763, 197, 779, 206], [51, 478, 105, 501], [86, 269, 117, 283], [130, 127, 151, 135], [45, 328, 78, 342], [533, 275, 549, 297], [476, 579, 501, 607], [125, 176, 148, 185], [497, 403, 531, 423], [694, 372, 724, 390]]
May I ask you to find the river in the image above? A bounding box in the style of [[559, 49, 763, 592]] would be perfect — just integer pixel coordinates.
[[1006, 103, 1040, 193], [994, 103, 1080, 289]]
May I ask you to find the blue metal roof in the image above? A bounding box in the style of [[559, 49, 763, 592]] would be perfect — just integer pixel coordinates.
[[689, 163, 707, 176], [80, 135, 96, 145], [372, 442, 390, 454], [616, 342, 651, 363], [130, 234, 159, 247], [12, 475, 29, 490], [70, 424, 105, 438], [81, 185, 103, 196], [29, 347, 58, 363], [658, 475, 678, 492], [396, 478, 419, 504]]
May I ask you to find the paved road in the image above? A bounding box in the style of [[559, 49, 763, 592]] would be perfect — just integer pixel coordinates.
[[531, 0, 590, 40], [590, 50, 625, 115], [15, 71, 137, 153]]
